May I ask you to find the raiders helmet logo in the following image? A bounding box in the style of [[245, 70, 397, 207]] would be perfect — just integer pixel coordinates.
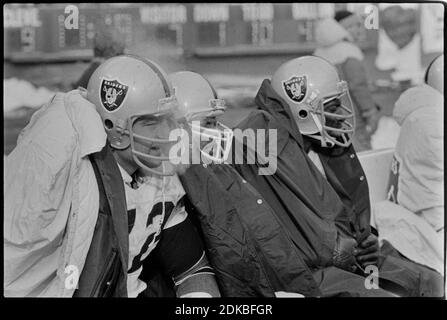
[[283, 75, 307, 103], [100, 78, 129, 112]]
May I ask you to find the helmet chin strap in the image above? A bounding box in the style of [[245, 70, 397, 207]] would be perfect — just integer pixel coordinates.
[[129, 133, 182, 177], [131, 151, 177, 176], [305, 133, 335, 148]]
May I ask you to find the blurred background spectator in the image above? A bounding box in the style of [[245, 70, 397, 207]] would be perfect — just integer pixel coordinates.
[[314, 11, 381, 151], [73, 28, 126, 89]]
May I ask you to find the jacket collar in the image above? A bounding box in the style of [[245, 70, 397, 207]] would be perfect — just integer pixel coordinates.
[[254, 79, 304, 148], [63, 90, 107, 158], [117, 163, 133, 186]]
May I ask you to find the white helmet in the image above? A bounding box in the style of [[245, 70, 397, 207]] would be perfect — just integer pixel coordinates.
[[425, 54, 444, 94], [271, 56, 355, 148], [168, 71, 233, 164], [87, 54, 180, 175]]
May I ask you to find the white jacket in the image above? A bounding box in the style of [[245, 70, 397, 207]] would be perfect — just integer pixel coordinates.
[[373, 84, 444, 274], [392, 84, 444, 232], [373, 200, 444, 274], [313, 18, 364, 65], [4, 90, 107, 297]]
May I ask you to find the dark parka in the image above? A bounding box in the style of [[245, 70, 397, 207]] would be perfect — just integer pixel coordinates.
[[232, 80, 371, 270], [73, 144, 129, 297], [178, 80, 396, 297], [180, 164, 321, 297], [231, 80, 443, 297]]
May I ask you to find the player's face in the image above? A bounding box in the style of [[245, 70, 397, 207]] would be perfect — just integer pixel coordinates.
[[131, 114, 177, 169], [340, 14, 365, 43], [324, 99, 344, 136]]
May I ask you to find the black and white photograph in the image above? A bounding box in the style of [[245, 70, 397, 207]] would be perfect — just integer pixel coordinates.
[[2, 1, 445, 311]]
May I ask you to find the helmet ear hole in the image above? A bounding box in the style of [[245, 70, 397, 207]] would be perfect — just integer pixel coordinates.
[[298, 109, 308, 119], [104, 119, 114, 130]]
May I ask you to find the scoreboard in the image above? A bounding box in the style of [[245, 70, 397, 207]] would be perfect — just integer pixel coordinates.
[[3, 3, 377, 62], [139, 3, 377, 57], [4, 4, 136, 62]]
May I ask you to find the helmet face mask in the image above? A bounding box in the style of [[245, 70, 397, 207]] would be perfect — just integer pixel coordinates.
[[311, 81, 355, 147], [168, 71, 234, 164], [128, 110, 181, 176], [272, 56, 356, 148], [87, 54, 181, 176], [185, 98, 227, 121], [191, 117, 233, 164]]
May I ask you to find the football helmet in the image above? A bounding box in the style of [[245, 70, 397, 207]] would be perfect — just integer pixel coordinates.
[[87, 54, 180, 175], [425, 54, 444, 94], [271, 55, 355, 148], [168, 71, 233, 164]]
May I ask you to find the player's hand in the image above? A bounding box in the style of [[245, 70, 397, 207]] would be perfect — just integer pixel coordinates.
[[354, 234, 380, 268]]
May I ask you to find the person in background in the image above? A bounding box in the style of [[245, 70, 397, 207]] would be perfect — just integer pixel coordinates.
[[73, 30, 125, 89], [376, 54, 444, 273], [314, 10, 381, 151], [389, 54, 444, 233]]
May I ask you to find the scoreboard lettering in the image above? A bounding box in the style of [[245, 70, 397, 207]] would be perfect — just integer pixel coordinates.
[[4, 6, 42, 28], [139, 5, 186, 48], [242, 3, 274, 21], [193, 4, 229, 23], [140, 5, 187, 25], [4, 3, 380, 61], [318, 4, 336, 19], [292, 3, 319, 20]]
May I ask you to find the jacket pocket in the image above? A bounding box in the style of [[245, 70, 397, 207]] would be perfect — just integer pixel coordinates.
[[92, 249, 120, 297]]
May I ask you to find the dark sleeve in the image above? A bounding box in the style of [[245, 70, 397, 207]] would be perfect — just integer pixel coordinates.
[[153, 216, 220, 297], [153, 216, 205, 279], [341, 58, 377, 114]]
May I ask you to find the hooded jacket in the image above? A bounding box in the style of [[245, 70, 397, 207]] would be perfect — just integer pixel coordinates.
[[388, 84, 444, 231], [232, 80, 372, 270], [233, 81, 445, 297]]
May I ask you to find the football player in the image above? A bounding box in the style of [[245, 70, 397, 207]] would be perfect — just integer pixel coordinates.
[[169, 71, 308, 297], [232, 55, 443, 297], [388, 54, 444, 232], [85, 55, 220, 298], [4, 55, 219, 298], [166, 71, 395, 297]]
